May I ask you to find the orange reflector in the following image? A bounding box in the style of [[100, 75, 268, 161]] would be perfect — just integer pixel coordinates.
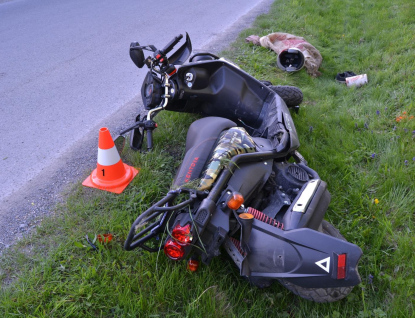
[[164, 239, 185, 260], [239, 213, 254, 220], [187, 258, 200, 272], [227, 193, 244, 210], [337, 254, 347, 279]]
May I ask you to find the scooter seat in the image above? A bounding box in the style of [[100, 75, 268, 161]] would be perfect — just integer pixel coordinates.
[[173, 117, 236, 187]]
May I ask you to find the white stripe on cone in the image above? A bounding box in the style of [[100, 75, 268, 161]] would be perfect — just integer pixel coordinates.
[[97, 146, 121, 166]]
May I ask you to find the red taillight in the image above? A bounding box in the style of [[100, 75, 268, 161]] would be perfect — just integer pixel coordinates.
[[187, 258, 199, 272], [171, 224, 193, 245], [164, 239, 185, 260], [337, 254, 347, 279]]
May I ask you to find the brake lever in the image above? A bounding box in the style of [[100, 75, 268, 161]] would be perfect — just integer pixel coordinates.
[[119, 120, 143, 136], [130, 44, 157, 52]]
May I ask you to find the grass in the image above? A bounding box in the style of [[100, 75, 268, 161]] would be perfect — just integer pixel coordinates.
[[1, 0, 415, 316]]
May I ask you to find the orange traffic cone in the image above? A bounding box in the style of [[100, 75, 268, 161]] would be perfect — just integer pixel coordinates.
[[82, 127, 139, 194]]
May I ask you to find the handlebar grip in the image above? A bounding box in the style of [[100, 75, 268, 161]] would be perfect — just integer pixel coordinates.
[[146, 130, 153, 151], [160, 34, 183, 55]]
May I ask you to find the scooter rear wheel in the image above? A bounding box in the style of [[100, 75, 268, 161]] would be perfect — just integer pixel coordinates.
[[277, 221, 357, 303]]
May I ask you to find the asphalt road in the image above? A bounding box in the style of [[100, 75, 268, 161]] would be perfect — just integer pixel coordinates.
[[0, 0, 273, 251]]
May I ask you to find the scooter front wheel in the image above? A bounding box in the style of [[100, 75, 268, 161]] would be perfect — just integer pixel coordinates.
[[269, 85, 303, 107], [260, 81, 303, 107], [277, 221, 357, 303]]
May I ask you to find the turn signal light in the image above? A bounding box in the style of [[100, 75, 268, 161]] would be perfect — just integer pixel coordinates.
[[171, 224, 193, 245], [227, 193, 244, 210], [164, 239, 185, 260], [187, 258, 200, 272], [337, 254, 347, 279]]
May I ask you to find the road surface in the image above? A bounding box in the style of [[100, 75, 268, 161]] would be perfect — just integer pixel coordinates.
[[0, 0, 273, 251]]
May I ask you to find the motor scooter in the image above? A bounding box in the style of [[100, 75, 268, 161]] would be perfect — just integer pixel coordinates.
[[121, 33, 362, 302]]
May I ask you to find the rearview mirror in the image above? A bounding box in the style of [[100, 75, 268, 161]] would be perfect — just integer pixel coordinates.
[[130, 127, 144, 151], [130, 42, 145, 68]]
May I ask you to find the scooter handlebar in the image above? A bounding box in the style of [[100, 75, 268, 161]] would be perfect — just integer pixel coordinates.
[[146, 130, 153, 151], [160, 34, 183, 56]]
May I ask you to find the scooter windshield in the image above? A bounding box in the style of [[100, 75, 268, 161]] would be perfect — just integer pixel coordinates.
[[198, 127, 256, 190]]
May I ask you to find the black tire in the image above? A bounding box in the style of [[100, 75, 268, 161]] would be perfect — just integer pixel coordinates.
[[259, 81, 303, 107], [269, 85, 303, 107], [277, 221, 357, 303]]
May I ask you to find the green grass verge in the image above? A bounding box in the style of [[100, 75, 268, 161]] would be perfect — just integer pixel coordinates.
[[1, 0, 415, 316]]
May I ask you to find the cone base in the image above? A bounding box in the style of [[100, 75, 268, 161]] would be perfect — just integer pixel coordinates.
[[82, 163, 139, 194]]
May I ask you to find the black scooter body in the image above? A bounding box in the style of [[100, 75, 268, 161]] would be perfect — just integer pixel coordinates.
[[171, 60, 270, 127], [124, 34, 362, 302], [169, 60, 300, 152], [227, 221, 362, 288]]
